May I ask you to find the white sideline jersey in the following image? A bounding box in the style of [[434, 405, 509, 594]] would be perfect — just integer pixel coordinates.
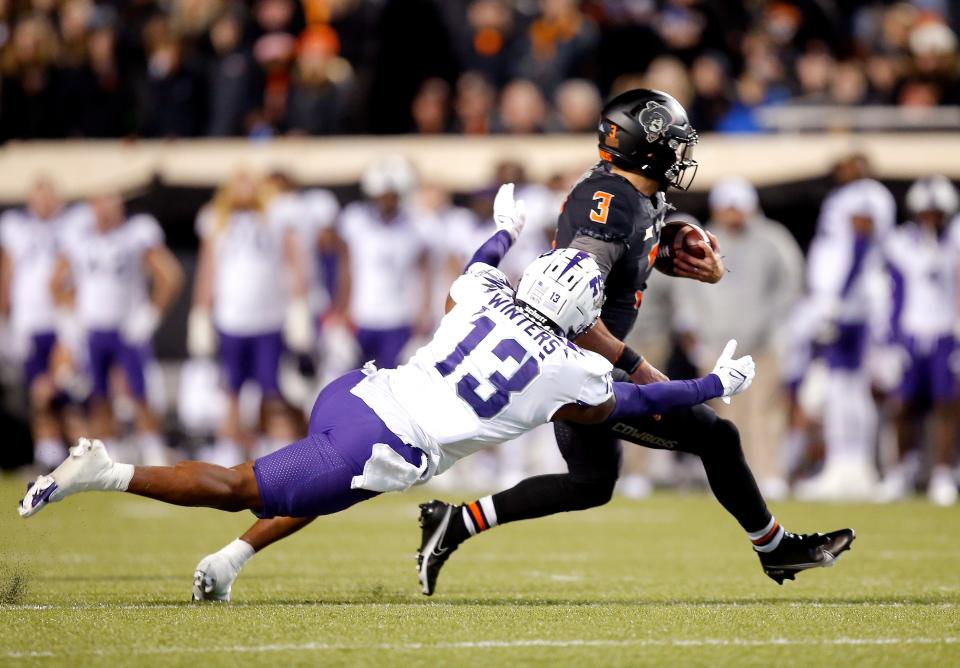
[[806, 178, 895, 323], [268, 189, 339, 314], [197, 207, 290, 335], [63, 213, 163, 330], [0, 207, 72, 333], [352, 263, 613, 480], [884, 221, 959, 342], [339, 202, 426, 329]]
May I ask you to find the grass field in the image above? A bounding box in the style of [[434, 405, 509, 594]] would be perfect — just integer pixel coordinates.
[[1, 475, 958, 667]]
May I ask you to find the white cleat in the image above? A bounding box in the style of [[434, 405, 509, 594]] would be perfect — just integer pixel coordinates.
[[928, 466, 958, 507], [18, 438, 117, 518], [192, 553, 239, 602]]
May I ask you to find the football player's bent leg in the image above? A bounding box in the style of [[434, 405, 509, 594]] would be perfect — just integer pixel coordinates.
[[608, 404, 855, 583], [608, 404, 772, 533], [417, 423, 619, 595]]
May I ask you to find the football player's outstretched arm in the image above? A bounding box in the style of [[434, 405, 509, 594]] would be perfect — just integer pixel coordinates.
[[554, 339, 756, 424], [445, 183, 524, 314]]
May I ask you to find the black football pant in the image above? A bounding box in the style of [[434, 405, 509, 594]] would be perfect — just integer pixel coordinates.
[[490, 403, 773, 534]]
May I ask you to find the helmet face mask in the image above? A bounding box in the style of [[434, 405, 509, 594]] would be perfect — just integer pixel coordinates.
[[598, 88, 699, 191]]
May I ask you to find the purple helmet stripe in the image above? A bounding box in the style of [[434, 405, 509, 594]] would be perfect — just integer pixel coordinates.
[[557, 250, 591, 277]]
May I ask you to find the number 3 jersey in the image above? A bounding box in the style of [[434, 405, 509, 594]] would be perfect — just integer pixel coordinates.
[[351, 262, 614, 481]]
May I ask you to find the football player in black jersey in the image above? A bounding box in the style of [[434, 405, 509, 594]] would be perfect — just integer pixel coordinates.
[[418, 89, 855, 595]]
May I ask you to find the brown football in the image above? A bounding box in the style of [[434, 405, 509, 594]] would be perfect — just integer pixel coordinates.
[[653, 220, 710, 276]]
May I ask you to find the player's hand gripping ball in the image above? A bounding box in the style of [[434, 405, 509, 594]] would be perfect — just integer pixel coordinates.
[[653, 219, 710, 276]]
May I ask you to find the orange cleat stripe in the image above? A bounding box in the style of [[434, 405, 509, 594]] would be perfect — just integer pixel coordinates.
[[468, 502, 487, 532]]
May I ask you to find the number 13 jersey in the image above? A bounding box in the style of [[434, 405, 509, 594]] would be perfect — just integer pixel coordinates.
[[351, 262, 614, 478]]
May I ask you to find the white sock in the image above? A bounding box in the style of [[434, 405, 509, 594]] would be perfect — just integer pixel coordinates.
[[220, 538, 255, 570], [823, 369, 877, 467], [748, 516, 785, 553]]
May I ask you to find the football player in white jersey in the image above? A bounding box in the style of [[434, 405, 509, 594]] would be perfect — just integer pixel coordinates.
[[795, 155, 896, 501], [19, 184, 756, 603], [189, 171, 310, 462], [50, 192, 183, 465], [332, 155, 432, 369], [0, 178, 75, 469], [877, 175, 960, 506]]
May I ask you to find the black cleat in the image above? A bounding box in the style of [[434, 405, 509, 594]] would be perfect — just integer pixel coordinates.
[[416, 500, 458, 596], [759, 528, 855, 584]]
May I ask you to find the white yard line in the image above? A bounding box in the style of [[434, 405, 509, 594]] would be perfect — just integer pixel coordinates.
[[3, 637, 959, 658], [1, 601, 956, 611]]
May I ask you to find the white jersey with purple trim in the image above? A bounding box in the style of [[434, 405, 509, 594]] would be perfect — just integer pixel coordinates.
[[339, 202, 426, 329], [62, 213, 163, 330], [0, 207, 71, 334], [197, 207, 290, 335], [884, 221, 958, 341], [268, 189, 339, 314], [806, 178, 895, 323], [352, 262, 613, 480]]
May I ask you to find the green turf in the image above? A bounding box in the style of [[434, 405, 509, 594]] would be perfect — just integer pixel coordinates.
[[1, 475, 958, 667]]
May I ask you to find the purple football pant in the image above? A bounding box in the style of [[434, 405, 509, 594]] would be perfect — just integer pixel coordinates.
[[826, 323, 868, 370], [24, 331, 57, 386], [253, 370, 422, 518], [355, 326, 412, 369], [87, 329, 148, 399], [900, 335, 957, 407], [218, 330, 283, 395]]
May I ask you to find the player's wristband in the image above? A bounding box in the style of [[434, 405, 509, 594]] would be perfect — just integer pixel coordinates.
[[614, 346, 643, 375]]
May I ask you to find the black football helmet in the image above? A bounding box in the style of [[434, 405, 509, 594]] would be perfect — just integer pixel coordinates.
[[597, 88, 698, 191]]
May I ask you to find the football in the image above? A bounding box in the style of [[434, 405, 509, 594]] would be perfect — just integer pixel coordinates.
[[654, 219, 711, 276]]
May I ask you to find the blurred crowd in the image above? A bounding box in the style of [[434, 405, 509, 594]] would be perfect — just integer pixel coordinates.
[[2, 0, 959, 140], [2, 153, 960, 506]]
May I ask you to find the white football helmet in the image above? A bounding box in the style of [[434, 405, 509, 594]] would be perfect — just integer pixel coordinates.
[[906, 175, 958, 217], [361, 154, 417, 198], [516, 248, 605, 339]]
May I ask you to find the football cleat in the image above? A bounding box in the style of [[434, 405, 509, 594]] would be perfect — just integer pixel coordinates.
[[416, 500, 457, 596], [759, 528, 855, 584], [192, 553, 238, 602], [18, 438, 116, 518]]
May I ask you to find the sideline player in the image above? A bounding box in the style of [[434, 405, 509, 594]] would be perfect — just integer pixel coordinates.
[[877, 175, 959, 506], [19, 185, 758, 602], [0, 178, 76, 469], [419, 89, 855, 592], [51, 193, 183, 465]]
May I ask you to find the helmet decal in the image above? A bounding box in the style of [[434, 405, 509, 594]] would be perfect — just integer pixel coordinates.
[[639, 101, 674, 142], [605, 122, 620, 148]]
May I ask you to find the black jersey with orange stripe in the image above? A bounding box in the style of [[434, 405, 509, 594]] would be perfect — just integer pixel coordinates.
[[556, 161, 670, 340]]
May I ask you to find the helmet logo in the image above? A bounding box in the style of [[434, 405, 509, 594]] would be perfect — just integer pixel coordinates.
[[604, 122, 620, 148], [639, 101, 673, 142]]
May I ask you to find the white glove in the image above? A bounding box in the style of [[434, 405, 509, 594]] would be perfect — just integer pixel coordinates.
[[122, 303, 160, 346], [283, 297, 315, 354], [493, 182, 526, 241], [187, 307, 216, 358], [192, 539, 253, 602], [710, 339, 756, 405]]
